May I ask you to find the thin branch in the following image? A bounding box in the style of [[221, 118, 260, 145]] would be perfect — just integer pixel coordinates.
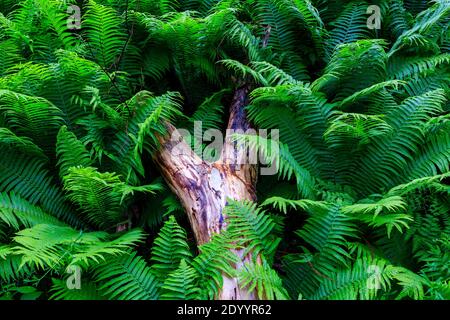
[[75, 34, 132, 117]]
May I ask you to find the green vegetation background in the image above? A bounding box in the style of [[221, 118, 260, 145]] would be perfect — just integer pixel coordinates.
[[0, 0, 448, 300]]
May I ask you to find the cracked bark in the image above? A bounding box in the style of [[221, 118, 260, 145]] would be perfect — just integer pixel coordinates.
[[154, 85, 259, 300]]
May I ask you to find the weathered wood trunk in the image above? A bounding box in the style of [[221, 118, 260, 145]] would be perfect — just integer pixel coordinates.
[[154, 86, 260, 299]]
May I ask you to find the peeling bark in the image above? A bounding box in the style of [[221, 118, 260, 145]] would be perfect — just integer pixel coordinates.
[[154, 86, 259, 299], [153, 23, 271, 300]]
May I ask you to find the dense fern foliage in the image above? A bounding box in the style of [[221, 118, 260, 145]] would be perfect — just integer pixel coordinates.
[[0, 0, 449, 300]]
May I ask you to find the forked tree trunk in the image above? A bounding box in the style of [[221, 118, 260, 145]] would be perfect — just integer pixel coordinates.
[[154, 85, 260, 299]]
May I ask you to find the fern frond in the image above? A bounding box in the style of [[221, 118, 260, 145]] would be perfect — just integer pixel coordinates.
[[94, 251, 160, 300], [324, 1, 372, 59], [12, 224, 144, 270], [150, 216, 192, 279], [63, 167, 127, 228], [161, 259, 201, 300], [56, 126, 94, 178], [223, 199, 280, 261], [0, 136, 81, 227], [341, 196, 407, 216], [0, 89, 64, 152], [262, 196, 328, 214], [232, 134, 316, 198], [94, 252, 161, 300], [83, 0, 127, 69], [295, 203, 358, 277], [310, 257, 390, 300], [238, 261, 289, 300], [191, 233, 239, 299], [0, 192, 65, 230], [0, 249, 34, 283]]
